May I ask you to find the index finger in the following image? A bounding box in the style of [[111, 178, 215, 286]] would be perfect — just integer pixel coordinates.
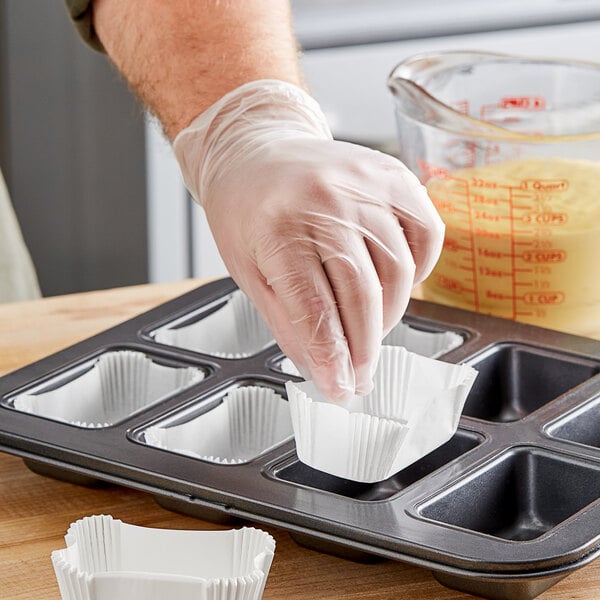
[[256, 242, 355, 402]]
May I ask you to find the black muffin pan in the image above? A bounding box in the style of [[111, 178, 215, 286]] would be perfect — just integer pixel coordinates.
[[2, 277, 600, 600]]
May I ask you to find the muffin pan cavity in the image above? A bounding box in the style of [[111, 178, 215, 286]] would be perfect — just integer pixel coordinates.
[[547, 395, 600, 449], [4, 349, 204, 428], [274, 429, 482, 501], [141, 382, 293, 464], [273, 319, 465, 377], [2, 277, 600, 600], [382, 320, 464, 357], [463, 344, 600, 422], [420, 447, 600, 541], [152, 289, 274, 358]]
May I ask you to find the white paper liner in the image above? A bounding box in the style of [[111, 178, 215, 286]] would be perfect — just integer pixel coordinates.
[[286, 346, 478, 483], [154, 290, 274, 358], [144, 385, 293, 464], [277, 323, 463, 378], [278, 357, 301, 377], [13, 351, 204, 428], [51, 515, 275, 600], [382, 322, 463, 358]]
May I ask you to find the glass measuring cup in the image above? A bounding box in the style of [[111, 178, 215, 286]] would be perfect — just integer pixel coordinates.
[[388, 51, 600, 337]]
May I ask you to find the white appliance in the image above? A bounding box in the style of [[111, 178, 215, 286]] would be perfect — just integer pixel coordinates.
[[145, 2, 600, 283]]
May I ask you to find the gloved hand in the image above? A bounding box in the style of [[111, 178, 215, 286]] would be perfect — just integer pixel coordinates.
[[173, 80, 444, 402]]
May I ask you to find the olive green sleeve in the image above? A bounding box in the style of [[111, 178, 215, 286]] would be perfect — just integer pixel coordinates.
[[64, 0, 105, 52]]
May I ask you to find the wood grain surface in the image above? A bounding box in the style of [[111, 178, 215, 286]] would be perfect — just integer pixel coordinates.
[[0, 280, 599, 599]]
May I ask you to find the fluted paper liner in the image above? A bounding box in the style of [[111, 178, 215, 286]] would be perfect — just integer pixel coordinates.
[[13, 350, 203, 428], [382, 322, 463, 358], [144, 385, 293, 464], [155, 290, 274, 358], [278, 357, 301, 377], [286, 346, 478, 483], [278, 322, 463, 377], [51, 515, 275, 600]]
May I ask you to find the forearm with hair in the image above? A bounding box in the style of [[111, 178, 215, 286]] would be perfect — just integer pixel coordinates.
[[93, 0, 304, 139]]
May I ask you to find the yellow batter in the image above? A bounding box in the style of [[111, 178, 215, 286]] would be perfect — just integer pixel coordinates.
[[422, 158, 600, 337]]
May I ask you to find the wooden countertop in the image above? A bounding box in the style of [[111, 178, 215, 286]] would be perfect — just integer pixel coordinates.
[[1, 280, 599, 600]]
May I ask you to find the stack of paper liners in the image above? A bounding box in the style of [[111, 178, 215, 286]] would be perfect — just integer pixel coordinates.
[[145, 385, 293, 464], [51, 515, 275, 600], [286, 346, 478, 483], [278, 321, 463, 377], [13, 351, 204, 428], [155, 290, 274, 358]]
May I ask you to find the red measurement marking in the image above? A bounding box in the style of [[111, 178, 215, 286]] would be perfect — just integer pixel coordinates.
[[523, 291, 565, 305], [477, 248, 504, 259], [474, 211, 502, 222], [474, 228, 502, 239], [478, 267, 512, 277], [521, 250, 567, 263], [443, 207, 471, 216], [465, 179, 480, 312], [522, 179, 569, 192], [433, 200, 458, 212], [470, 178, 498, 189], [444, 238, 471, 252], [453, 99, 470, 114], [499, 96, 546, 110], [484, 143, 502, 165], [472, 194, 499, 206], [512, 229, 534, 235], [443, 238, 461, 252], [522, 212, 568, 225], [508, 185, 517, 320], [485, 290, 510, 300], [417, 159, 450, 180], [480, 104, 501, 121], [435, 274, 463, 293]]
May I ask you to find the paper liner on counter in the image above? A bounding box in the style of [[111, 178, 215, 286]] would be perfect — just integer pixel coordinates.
[[285, 346, 478, 483], [154, 290, 275, 358], [277, 322, 463, 377], [144, 385, 293, 464], [13, 350, 204, 428], [51, 515, 275, 600]]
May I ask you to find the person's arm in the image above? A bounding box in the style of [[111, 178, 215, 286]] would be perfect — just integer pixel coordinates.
[[93, 0, 303, 139], [91, 0, 445, 402]]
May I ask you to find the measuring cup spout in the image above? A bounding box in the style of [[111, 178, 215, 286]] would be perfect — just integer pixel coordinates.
[[388, 52, 531, 139]]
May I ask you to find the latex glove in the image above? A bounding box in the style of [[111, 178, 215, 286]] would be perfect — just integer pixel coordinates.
[[173, 80, 444, 402]]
